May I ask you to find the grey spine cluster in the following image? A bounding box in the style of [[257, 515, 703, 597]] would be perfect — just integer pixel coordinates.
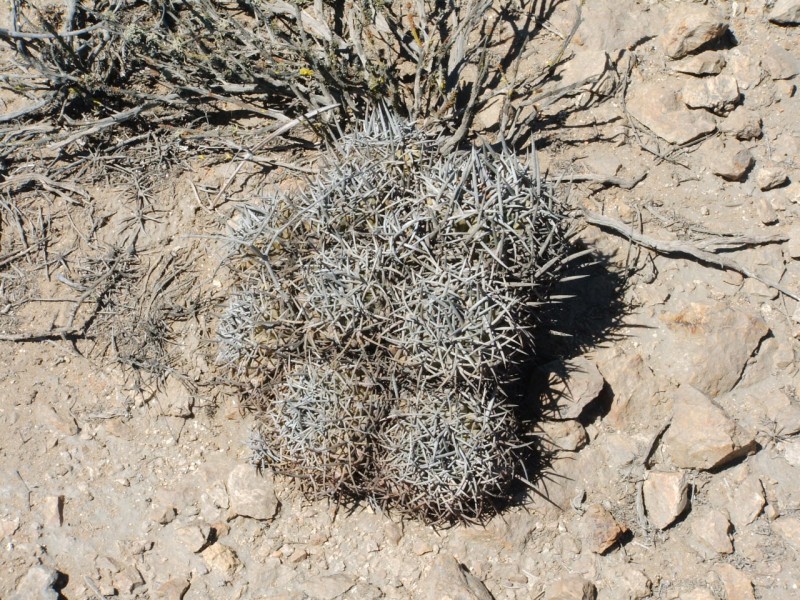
[[219, 111, 572, 524]]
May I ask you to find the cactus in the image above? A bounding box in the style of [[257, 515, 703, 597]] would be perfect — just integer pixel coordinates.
[[225, 109, 572, 522]]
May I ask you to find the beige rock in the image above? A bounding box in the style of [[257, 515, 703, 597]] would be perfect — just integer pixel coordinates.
[[474, 95, 505, 131], [422, 556, 493, 600], [643, 471, 689, 530], [769, 0, 800, 25], [606, 566, 651, 600], [729, 477, 765, 529], [34, 403, 79, 436], [9, 565, 59, 600], [559, 1, 665, 53], [788, 225, 800, 259], [661, 6, 728, 59], [300, 574, 357, 600], [657, 303, 769, 397], [580, 504, 626, 554], [752, 451, 800, 513], [156, 578, 190, 600], [756, 163, 789, 191], [113, 567, 145, 594], [664, 386, 753, 471], [691, 509, 733, 555], [160, 376, 194, 418], [627, 81, 716, 145], [537, 356, 605, 419], [773, 516, 800, 551], [701, 138, 753, 181], [680, 590, 715, 600], [0, 516, 20, 538], [41, 495, 64, 528], [682, 75, 740, 114], [556, 50, 617, 105], [540, 419, 588, 452], [757, 197, 779, 225], [227, 464, 279, 521], [175, 521, 210, 553], [545, 575, 597, 600], [201, 543, 242, 581], [714, 564, 755, 600], [727, 51, 763, 90], [603, 352, 663, 429], [672, 51, 725, 75], [719, 108, 762, 140], [763, 44, 800, 80]]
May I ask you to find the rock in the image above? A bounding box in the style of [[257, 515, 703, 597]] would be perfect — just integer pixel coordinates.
[[663, 386, 754, 471], [657, 303, 769, 397], [602, 352, 664, 429], [719, 108, 762, 140], [727, 50, 763, 90], [557, 1, 665, 53], [537, 356, 605, 419], [690, 509, 733, 556], [672, 51, 725, 76], [160, 376, 194, 418], [627, 80, 716, 145], [201, 543, 241, 581], [114, 567, 145, 594], [788, 225, 800, 259], [752, 451, 800, 513], [556, 50, 617, 105], [769, 0, 800, 25], [717, 380, 800, 442], [175, 521, 210, 553], [151, 504, 177, 525], [756, 163, 790, 191], [661, 6, 728, 59], [156, 578, 190, 600], [580, 504, 626, 554], [762, 44, 800, 80], [606, 566, 651, 600], [41, 495, 64, 528], [0, 516, 20, 538], [227, 464, 279, 521], [757, 197, 779, 225], [475, 95, 505, 131], [729, 477, 765, 529], [422, 555, 494, 600], [540, 419, 588, 452], [643, 471, 689, 530], [300, 573, 358, 600], [773, 516, 800, 551], [544, 575, 597, 600], [713, 564, 755, 600], [10, 565, 60, 600], [680, 590, 715, 600], [701, 138, 753, 181], [682, 75, 740, 114], [34, 403, 79, 436]]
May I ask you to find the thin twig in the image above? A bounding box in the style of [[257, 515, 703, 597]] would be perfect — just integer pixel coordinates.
[[583, 211, 800, 301]]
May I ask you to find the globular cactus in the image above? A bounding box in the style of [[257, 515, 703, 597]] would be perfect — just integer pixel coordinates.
[[222, 109, 573, 523], [249, 361, 387, 500], [372, 385, 522, 524]]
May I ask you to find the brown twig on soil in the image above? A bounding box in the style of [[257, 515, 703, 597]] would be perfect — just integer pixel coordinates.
[[583, 211, 800, 302]]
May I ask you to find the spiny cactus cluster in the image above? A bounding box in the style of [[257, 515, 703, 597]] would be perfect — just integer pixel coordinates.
[[219, 111, 574, 523]]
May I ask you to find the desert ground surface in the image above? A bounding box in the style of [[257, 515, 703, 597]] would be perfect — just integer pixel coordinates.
[[2, 1, 800, 599]]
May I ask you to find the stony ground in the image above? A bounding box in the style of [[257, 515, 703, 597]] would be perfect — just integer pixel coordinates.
[[2, 1, 800, 599]]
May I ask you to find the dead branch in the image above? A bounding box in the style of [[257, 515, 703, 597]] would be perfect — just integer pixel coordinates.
[[583, 211, 799, 302]]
